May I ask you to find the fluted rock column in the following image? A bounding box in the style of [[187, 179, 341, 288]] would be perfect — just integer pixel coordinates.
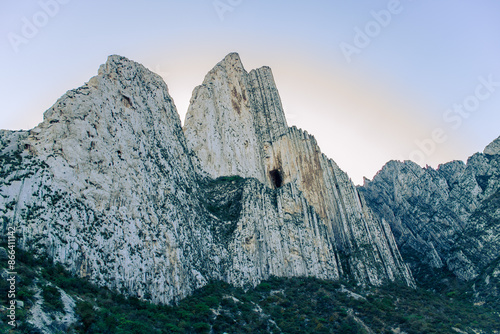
[[184, 53, 415, 288]]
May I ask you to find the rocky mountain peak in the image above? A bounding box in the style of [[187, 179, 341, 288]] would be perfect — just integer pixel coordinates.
[[208, 52, 246, 77], [184, 53, 415, 288], [360, 137, 500, 308], [98, 54, 135, 75], [184, 53, 288, 181]]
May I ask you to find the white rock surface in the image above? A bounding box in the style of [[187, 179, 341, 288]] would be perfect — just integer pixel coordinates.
[[484, 135, 500, 155], [184, 53, 287, 181], [27, 285, 77, 334], [1, 55, 214, 304], [184, 53, 415, 287]]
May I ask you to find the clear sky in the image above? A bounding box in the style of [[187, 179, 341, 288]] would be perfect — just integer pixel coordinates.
[[1, 0, 499, 184]]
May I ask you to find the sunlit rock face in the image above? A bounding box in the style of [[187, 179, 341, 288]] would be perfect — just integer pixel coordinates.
[[360, 142, 500, 307], [184, 53, 415, 288], [1, 55, 212, 304], [1, 53, 414, 305]]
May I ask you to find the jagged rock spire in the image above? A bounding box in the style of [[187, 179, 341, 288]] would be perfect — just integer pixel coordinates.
[[184, 53, 415, 288], [184, 52, 288, 182]]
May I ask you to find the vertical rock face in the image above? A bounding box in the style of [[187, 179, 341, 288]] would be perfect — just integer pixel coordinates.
[[184, 53, 287, 182], [184, 53, 415, 288], [360, 143, 500, 307], [1, 53, 415, 306]]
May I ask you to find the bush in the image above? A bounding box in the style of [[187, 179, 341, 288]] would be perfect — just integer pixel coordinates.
[[192, 322, 211, 333], [76, 301, 96, 331], [41, 285, 64, 312], [256, 282, 272, 291]]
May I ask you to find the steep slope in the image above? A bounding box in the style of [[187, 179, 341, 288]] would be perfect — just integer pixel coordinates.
[[184, 53, 414, 287], [360, 137, 500, 308]]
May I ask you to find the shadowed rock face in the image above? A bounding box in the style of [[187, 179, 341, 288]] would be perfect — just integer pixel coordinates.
[[1, 53, 414, 305], [360, 144, 500, 307]]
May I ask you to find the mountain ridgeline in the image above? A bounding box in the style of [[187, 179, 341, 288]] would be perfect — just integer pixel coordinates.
[[1, 53, 499, 316], [359, 138, 500, 309]]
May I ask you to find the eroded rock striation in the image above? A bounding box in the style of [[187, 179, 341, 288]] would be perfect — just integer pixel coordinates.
[[1, 53, 415, 305]]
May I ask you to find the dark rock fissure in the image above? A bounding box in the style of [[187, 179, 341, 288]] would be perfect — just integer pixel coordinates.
[[269, 169, 283, 188]]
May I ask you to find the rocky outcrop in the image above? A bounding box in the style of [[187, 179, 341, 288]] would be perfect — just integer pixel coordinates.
[[0, 53, 414, 306], [184, 53, 415, 288], [360, 141, 500, 307], [1, 56, 216, 304]]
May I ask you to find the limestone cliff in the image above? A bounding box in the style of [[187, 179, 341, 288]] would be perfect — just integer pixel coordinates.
[[184, 53, 415, 288], [1, 53, 414, 306], [1, 56, 214, 304]]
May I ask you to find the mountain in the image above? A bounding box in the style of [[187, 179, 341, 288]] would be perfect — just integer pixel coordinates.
[[0, 53, 413, 311], [359, 136, 500, 309], [1, 55, 205, 304], [1, 53, 499, 333]]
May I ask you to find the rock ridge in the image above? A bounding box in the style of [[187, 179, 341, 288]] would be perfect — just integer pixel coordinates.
[[360, 138, 500, 307]]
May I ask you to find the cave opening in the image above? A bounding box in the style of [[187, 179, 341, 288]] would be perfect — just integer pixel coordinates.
[[269, 169, 283, 189]]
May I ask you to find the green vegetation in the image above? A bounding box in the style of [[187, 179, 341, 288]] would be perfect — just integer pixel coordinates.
[[0, 144, 47, 182], [214, 175, 243, 183], [202, 175, 245, 222], [1, 245, 499, 333], [41, 284, 64, 313]]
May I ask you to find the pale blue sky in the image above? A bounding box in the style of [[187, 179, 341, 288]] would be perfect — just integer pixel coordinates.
[[1, 0, 499, 184]]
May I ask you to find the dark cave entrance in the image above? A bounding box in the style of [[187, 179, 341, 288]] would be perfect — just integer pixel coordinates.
[[269, 169, 283, 189]]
